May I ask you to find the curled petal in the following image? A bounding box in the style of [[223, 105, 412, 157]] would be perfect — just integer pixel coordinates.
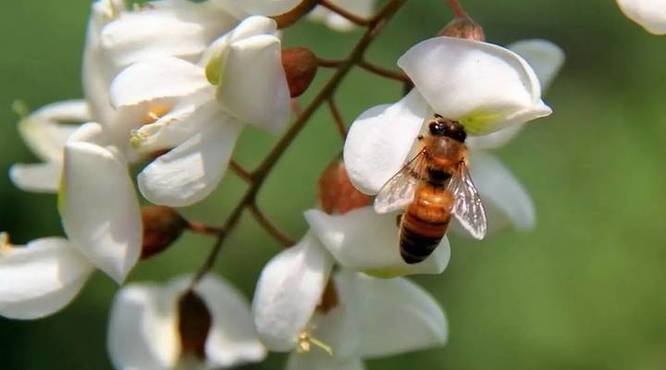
[[252, 233, 334, 352], [468, 152, 535, 232], [304, 208, 450, 278], [9, 162, 62, 193], [61, 123, 142, 283], [617, 0, 666, 34], [343, 90, 429, 195], [108, 283, 180, 370], [217, 34, 290, 132], [138, 114, 243, 207], [213, 0, 303, 17], [0, 237, 94, 320], [110, 57, 208, 108], [287, 352, 365, 370], [398, 37, 551, 134], [352, 274, 448, 357], [508, 39, 565, 92]]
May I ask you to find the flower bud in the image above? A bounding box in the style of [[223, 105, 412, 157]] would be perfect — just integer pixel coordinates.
[[140, 206, 187, 259], [318, 160, 372, 215], [439, 16, 485, 41], [273, 0, 319, 28], [282, 47, 318, 98], [178, 290, 212, 360]]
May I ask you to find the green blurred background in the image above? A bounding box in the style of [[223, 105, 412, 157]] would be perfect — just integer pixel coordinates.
[[2, 0, 666, 369]]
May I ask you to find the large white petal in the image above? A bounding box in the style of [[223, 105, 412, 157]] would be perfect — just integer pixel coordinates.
[[508, 39, 565, 92], [353, 274, 448, 357], [217, 34, 289, 133], [61, 123, 142, 283], [252, 233, 334, 352], [287, 352, 365, 370], [398, 37, 551, 135], [138, 114, 243, 207], [343, 90, 429, 195], [213, 0, 302, 17], [108, 283, 180, 370], [0, 237, 94, 320], [468, 151, 535, 231], [305, 208, 450, 278], [192, 275, 266, 368], [9, 162, 62, 193], [617, 0, 666, 34]]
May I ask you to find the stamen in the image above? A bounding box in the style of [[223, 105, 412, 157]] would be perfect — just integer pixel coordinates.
[[141, 103, 172, 125], [0, 233, 12, 252], [297, 329, 334, 356], [129, 130, 147, 148]]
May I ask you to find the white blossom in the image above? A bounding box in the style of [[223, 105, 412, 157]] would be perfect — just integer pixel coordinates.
[[309, 0, 377, 32], [211, 0, 304, 18], [108, 274, 266, 370], [617, 0, 666, 34]]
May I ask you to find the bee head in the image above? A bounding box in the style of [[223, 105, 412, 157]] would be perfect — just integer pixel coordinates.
[[428, 115, 466, 143]]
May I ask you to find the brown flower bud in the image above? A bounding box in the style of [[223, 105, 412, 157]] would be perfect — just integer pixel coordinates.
[[178, 290, 212, 360], [318, 160, 372, 215], [439, 16, 486, 41], [272, 0, 319, 28], [282, 47, 318, 98], [140, 206, 187, 259]]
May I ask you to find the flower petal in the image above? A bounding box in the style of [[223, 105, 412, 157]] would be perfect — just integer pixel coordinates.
[[217, 34, 290, 133], [108, 283, 180, 370], [304, 207, 450, 278], [61, 123, 142, 283], [617, 0, 666, 34], [353, 274, 448, 357], [193, 275, 267, 368], [398, 37, 551, 134], [213, 0, 303, 17], [343, 90, 429, 195], [252, 233, 334, 352], [508, 39, 564, 92], [9, 162, 62, 193], [110, 57, 208, 108], [138, 114, 243, 207], [309, 0, 376, 32], [0, 237, 94, 320], [468, 151, 535, 231], [287, 352, 365, 370]]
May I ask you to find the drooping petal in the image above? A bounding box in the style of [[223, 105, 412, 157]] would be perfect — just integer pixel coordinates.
[[343, 90, 429, 195], [468, 151, 535, 232], [217, 34, 290, 133], [351, 274, 448, 358], [252, 233, 334, 352], [309, 0, 376, 32], [9, 162, 62, 193], [17, 100, 89, 162], [193, 275, 267, 368], [61, 123, 142, 283], [212, 0, 303, 17], [617, 0, 666, 34], [0, 237, 94, 320], [304, 208, 450, 278], [138, 114, 243, 207], [110, 57, 209, 108], [508, 39, 565, 92], [286, 352, 365, 370], [108, 283, 180, 370], [398, 37, 551, 135]]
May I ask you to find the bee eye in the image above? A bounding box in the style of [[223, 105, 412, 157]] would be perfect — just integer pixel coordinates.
[[428, 121, 447, 136]]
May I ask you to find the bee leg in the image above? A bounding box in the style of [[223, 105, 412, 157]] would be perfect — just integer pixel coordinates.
[[395, 213, 403, 227]]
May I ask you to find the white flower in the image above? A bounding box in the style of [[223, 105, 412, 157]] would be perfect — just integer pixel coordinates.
[[0, 233, 95, 320], [309, 0, 377, 32], [211, 0, 304, 17], [344, 37, 558, 234], [252, 235, 447, 369], [108, 274, 266, 370], [617, 0, 666, 34], [111, 16, 290, 207]]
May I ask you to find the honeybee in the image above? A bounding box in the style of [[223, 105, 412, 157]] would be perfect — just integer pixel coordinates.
[[375, 115, 487, 264]]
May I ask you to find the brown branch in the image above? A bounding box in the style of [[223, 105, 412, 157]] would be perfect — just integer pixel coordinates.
[[190, 0, 408, 286], [317, 57, 345, 68], [327, 97, 347, 138], [186, 222, 225, 236], [229, 160, 253, 183], [358, 60, 409, 82], [319, 0, 372, 26], [249, 204, 295, 247], [448, 0, 468, 17]]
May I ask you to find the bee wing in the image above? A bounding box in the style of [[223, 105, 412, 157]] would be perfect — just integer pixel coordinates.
[[448, 163, 488, 239], [374, 150, 427, 214]]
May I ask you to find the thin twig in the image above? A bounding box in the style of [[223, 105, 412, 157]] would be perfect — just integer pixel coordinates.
[[229, 160, 253, 182], [187, 222, 225, 236], [191, 0, 408, 285], [320, 0, 372, 26], [327, 97, 347, 138], [448, 0, 467, 17], [249, 204, 295, 247], [358, 60, 409, 82], [317, 57, 345, 68]]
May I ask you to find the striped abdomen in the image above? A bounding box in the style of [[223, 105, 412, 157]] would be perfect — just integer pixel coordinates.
[[399, 183, 453, 264]]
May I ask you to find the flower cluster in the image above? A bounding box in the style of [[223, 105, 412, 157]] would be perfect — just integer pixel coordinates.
[[16, 0, 666, 369]]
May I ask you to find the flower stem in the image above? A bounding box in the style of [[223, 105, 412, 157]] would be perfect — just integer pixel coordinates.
[[358, 60, 409, 82], [327, 97, 347, 138], [319, 0, 372, 26], [190, 0, 408, 286], [249, 204, 295, 247], [448, 0, 468, 17]]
